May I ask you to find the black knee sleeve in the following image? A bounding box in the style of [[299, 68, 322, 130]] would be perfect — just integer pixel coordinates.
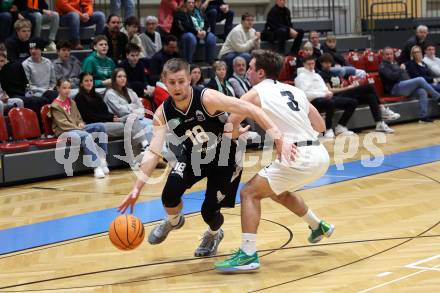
[[202, 209, 224, 231]]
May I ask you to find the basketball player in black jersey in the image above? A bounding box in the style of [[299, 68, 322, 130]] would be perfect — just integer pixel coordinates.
[[118, 58, 286, 257]]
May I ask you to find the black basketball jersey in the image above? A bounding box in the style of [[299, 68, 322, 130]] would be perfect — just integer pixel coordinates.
[[162, 86, 228, 157]]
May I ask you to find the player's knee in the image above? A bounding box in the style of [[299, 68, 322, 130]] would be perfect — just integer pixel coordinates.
[[240, 186, 260, 202], [161, 193, 181, 208], [202, 209, 224, 231]]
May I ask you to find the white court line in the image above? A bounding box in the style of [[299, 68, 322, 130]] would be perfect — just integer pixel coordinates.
[[376, 272, 392, 277], [405, 254, 440, 271], [357, 270, 427, 293], [358, 264, 440, 293]]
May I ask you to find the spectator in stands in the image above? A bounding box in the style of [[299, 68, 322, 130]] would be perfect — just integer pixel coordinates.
[[262, 0, 304, 55], [0, 52, 24, 115], [121, 16, 146, 58], [380, 46, 440, 123], [81, 35, 116, 88], [228, 56, 251, 98], [318, 53, 395, 133], [171, 0, 215, 65], [50, 78, 109, 178], [322, 35, 366, 78], [308, 31, 322, 59], [0, 48, 29, 108], [0, 0, 16, 42], [53, 41, 81, 89], [104, 68, 155, 152], [103, 14, 128, 64], [190, 64, 204, 90], [423, 44, 440, 78], [56, 0, 105, 50], [158, 0, 183, 37], [399, 25, 428, 64], [407, 45, 440, 93], [119, 43, 154, 98], [14, 0, 58, 51], [75, 72, 124, 139], [295, 55, 357, 138], [110, 0, 134, 20], [149, 34, 179, 83], [206, 61, 235, 96], [5, 18, 31, 62], [219, 13, 260, 75], [294, 41, 314, 75], [22, 37, 57, 101], [139, 16, 162, 59], [202, 0, 234, 40]]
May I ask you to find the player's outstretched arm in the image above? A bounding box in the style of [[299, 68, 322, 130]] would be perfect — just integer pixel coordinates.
[[203, 88, 281, 139], [118, 106, 168, 214], [308, 102, 326, 133]]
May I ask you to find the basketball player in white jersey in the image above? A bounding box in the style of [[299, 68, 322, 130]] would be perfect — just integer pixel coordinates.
[[215, 50, 335, 271]]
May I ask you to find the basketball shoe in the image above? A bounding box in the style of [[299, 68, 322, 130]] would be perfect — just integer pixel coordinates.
[[214, 248, 260, 271], [308, 220, 335, 243], [148, 216, 185, 244], [194, 229, 224, 257]]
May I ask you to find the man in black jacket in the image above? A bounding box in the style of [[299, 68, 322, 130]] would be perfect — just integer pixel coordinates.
[[103, 14, 128, 64], [398, 25, 428, 64], [149, 34, 180, 84], [172, 0, 215, 64], [261, 0, 304, 55], [379, 46, 439, 123]]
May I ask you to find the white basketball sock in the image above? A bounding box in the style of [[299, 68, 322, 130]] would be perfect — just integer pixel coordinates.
[[241, 233, 257, 256], [207, 227, 219, 235], [167, 213, 181, 226], [302, 209, 321, 230]]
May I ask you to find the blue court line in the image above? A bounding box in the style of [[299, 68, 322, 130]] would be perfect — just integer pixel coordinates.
[[1, 144, 440, 255]]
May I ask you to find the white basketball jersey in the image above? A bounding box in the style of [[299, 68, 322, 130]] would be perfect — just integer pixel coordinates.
[[253, 79, 318, 142]]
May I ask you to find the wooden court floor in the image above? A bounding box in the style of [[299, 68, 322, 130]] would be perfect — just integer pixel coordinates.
[[0, 121, 440, 292]]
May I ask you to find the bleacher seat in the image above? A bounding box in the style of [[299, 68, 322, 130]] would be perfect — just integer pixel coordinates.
[[363, 50, 380, 72], [0, 116, 30, 152], [8, 108, 58, 147], [40, 105, 54, 137], [347, 51, 366, 70], [278, 56, 296, 85]]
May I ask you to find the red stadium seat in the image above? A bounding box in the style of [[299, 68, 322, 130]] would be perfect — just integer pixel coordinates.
[[0, 116, 30, 151], [363, 51, 380, 72], [40, 104, 54, 137], [140, 97, 155, 119], [347, 51, 366, 70], [348, 75, 368, 87], [278, 56, 296, 85], [367, 73, 407, 103], [8, 108, 58, 147]]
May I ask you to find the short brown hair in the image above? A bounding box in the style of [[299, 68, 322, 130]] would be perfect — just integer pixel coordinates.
[[14, 19, 32, 31], [319, 53, 334, 65], [162, 58, 190, 77], [251, 49, 283, 80], [93, 35, 108, 46]]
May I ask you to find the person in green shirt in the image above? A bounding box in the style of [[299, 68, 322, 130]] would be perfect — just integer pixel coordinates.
[[81, 35, 116, 88]]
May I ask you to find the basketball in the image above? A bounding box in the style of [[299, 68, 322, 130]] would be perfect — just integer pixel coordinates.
[[109, 215, 145, 250]]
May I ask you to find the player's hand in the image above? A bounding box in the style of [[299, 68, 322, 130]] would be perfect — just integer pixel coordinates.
[[118, 188, 140, 214]]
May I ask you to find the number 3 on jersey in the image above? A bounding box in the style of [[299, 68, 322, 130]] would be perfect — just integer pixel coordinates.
[[185, 125, 209, 145], [281, 91, 299, 111]]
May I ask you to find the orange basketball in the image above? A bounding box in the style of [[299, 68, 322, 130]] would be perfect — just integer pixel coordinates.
[[109, 214, 145, 250]]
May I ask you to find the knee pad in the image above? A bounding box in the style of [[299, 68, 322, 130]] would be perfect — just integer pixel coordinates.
[[202, 209, 224, 231]]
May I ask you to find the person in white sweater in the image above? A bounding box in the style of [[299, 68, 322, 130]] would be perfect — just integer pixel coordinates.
[[423, 44, 440, 79], [219, 13, 260, 74], [295, 55, 357, 138]]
